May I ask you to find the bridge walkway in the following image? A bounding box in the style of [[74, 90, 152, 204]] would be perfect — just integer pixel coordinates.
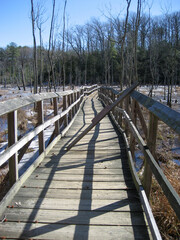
[[0, 92, 152, 239]]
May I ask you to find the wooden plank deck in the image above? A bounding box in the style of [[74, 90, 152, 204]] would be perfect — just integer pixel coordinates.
[[0, 92, 152, 239]]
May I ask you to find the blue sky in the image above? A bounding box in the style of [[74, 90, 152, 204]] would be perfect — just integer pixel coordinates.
[[0, 0, 179, 48]]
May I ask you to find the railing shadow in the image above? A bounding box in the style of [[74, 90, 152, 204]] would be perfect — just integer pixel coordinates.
[[109, 114, 150, 239], [73, 97, 99, 239], [19, 99, 88, 238]]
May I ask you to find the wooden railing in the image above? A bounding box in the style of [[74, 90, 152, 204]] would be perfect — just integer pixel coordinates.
[[98, 86, 180, 239], [0, 85, 98, 186]]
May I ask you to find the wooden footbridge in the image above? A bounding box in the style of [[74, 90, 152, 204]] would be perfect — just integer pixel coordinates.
[[0, 84, 179, 239]]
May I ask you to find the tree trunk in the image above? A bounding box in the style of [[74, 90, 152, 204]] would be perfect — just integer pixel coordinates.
[[62, 0, 67, 91], [48, 0, 56, 92], [21, 65, 26, 91], [31, 0, 38, 94], [120, 0, 131, 88]]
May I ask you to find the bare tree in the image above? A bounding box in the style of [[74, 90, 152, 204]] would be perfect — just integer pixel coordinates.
[[18, 46, 32, 91], [30, 0, 38, 94], [36, 2, 47, 92], [62, 0, 67, 91], [133, 0, 142, 83], [120, 0, 131, 89], [48, 0, 56, 91]]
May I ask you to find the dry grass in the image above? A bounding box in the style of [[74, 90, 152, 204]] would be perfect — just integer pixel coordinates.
[[150, 163, 180, 240], [26, 109, 38, 127], [0, 166, 10, 202], [133, 101, 180, 239], [0, 114, 7, 142], [17, 109, 28, 131]]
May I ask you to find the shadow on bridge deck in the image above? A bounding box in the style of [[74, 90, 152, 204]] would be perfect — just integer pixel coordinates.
[[0, 92, 151, 239]]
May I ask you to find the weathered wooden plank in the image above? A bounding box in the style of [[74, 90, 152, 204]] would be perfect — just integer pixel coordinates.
[[65, 131, 118, 139], [41, 157, 128, 167], [33, 167, 130, 175], [42, 155, 126, 162], [21, 179, 135, 190], [68, 124, 115, 130], [65, 145, 121, 151], [29, 173, 132, 182], [44, 152, 124, 161], [38, 161, 129, 170], [11, 197, 143, 212], [59, 136, 121, 145], [0, 92, 57, 116], [59, 137, 120, 145], [130, 90, 180, 134], [16, 188, 139, 200]]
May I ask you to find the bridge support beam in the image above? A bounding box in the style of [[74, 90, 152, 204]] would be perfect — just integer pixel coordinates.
[[8, 110, 18, 185], [53, 98, 60, 136], [37, 101, 45, 154], [143, 113, 158, 199]]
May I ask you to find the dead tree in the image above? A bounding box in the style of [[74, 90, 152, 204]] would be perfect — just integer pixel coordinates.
[[120, 0, 131, 90], [62, 0, 67, 91], [48, 0, 56, 92], [36, 2, 47, 92], [30, 0, 38, 94]]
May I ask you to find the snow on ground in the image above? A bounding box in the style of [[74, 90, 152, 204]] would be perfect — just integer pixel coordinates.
[[18, 124, 55, 176], [138, 85, 180, 112], [0, 84, 179, 175]]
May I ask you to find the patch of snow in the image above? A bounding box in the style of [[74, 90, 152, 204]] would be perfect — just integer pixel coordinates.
[[18, 124, 55, 176], [26, 110, 36, 118], [0, 142, 8, 154]]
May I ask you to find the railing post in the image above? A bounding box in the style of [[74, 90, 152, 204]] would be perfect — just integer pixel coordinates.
[[68, 94, 72, 122], [118, 96, 123, 127], [80, 88, 84, 103], [143, 112, 158, 198], [8, 110, 18, 185], [114, 94, 118, 119], [53, 97, 59, 136], [125, 96, 130, 136], [37, 100, 45, 154], [71, 93, 75, 116], [77, 91, 80, 110], [112, 92, 116, 116], [108, 90, 111, 105], [130, 99, 137, 159], [63, 95, 68, 127], [74, 92, 77, 113]]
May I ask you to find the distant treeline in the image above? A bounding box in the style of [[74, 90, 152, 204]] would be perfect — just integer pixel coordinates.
[[0, 11, 180, 91]]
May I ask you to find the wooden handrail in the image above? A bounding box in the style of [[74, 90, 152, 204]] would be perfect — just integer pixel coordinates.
[[0, 85, 98, 185], [98, 87, 180, 222], [130, 90, 180, 135]]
